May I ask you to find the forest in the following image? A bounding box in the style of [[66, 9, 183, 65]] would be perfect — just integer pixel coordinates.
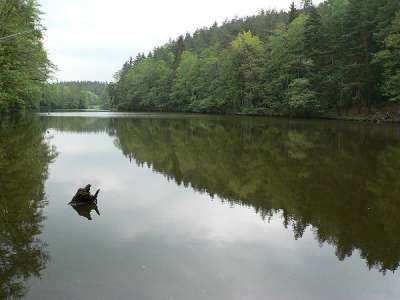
[[40, 81, 110, 110], [109, 0, 400, 117], [1, 0, 400, 117]]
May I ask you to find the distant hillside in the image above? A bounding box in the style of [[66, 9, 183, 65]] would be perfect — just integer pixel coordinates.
[[109, 0, 400, 119], [41, 81, 111, 110]]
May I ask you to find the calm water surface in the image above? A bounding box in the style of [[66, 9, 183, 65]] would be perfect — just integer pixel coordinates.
[[1, 112, 400, 300]]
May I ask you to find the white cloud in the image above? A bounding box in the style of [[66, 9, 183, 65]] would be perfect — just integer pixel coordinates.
[[39, 0, 320, 81]]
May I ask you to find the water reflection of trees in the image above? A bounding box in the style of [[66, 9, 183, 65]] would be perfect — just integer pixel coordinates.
[[0, 116, 56, 298], [41, 116, 116, 135], [111, 117, 400, 274], [42, 115, 400, 273]]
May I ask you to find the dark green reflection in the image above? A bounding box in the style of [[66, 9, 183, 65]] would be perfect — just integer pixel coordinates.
[[0, 116, 56, 298], [112, 116, 400, 274], [43, 115, 400, 274]]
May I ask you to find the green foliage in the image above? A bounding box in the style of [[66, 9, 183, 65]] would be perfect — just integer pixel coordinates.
[[0, 0, 51, 113], [374, 12, 400, 102], [110, 0, 400, 116], [172, 52, 202, 109], [287, 78, 320, 115], [339, 0, 381, 108], [126, 58, 172, 111], [221, 31, 265, 111]]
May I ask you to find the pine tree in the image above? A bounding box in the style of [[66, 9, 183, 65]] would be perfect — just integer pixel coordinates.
[[303, 4, 325, 108], [342, 0, 382, 108], [374, 12, 400, 102], [304, 5, 324, 64], [375, 0, 400, 44], [288, 2, 299, 24], [173, 36, 185, 67], [302, 0, 314, 11]]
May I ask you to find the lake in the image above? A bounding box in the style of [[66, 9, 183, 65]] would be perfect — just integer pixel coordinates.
[[1, 112, 400, 300]]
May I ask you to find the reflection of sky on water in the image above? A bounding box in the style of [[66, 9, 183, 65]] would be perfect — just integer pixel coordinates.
[[28, 127, 400, 300]]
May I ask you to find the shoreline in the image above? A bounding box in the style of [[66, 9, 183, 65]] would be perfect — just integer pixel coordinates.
[[104, 109, 400, 124], [27, 106, 400, 124]]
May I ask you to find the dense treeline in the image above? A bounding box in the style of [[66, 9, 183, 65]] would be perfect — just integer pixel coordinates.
[[110, 0, 400, 117], [0, 0, 51, 113], [40, 81, 111, 110]]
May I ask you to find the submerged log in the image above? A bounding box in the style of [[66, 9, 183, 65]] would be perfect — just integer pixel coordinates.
[[70, 184, 100, 204]]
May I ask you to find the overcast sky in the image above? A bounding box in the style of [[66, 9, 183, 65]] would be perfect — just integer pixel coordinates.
[[39, 0, 319, 82]]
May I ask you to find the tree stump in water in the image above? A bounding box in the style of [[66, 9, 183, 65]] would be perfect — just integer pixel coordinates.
[[70, 184, 100, 204]]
